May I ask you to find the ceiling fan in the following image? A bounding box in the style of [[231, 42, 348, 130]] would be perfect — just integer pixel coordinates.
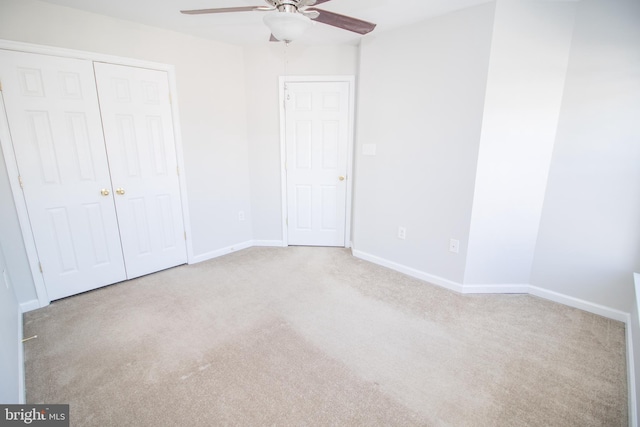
[[181, 0, 377, 43]]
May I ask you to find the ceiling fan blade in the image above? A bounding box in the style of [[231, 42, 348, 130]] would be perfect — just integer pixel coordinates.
[[301, 9, 320, 19], [309, 8, 376, 35], [180, 7, 260, 15]]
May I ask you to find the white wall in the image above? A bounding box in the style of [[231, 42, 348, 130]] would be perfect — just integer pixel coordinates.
[[464, 0, 578, 286], [353, 3, 496, 283], [530, 0, 640, 312], [0, 235, 23, 403], [0, 0, 252, 303], [0, 138, 34, 305], [244, 44, 359, 243]]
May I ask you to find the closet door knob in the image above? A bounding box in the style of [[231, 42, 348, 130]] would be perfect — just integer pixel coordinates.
[[100, 189, 110, 196], [116, 188, 126, 196]]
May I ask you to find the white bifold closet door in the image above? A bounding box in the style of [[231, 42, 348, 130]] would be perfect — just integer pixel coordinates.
[[93, 63, 187, 280], [0, 50, 187, 301], [0, 50, 127, 300]]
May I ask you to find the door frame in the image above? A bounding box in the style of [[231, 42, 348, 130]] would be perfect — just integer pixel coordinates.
[[279, 76, 355, 248], [0, 39, 194, 309]]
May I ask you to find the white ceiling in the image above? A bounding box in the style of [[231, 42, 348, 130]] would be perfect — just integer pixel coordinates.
[[36, 0, 493, 45]]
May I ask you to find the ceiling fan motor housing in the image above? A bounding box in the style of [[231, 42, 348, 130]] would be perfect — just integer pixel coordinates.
[[274, 1, 303, 13]]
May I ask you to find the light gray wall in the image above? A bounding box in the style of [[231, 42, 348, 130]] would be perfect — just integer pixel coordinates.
[[353, 3, 496, 283], [0, 0, 252, 302], [0, 139, 34, 304], [0, 235, 22, 403], [530, 0, 640, 313], [464, 0, 577, 285], [244, 44, 359, 243]]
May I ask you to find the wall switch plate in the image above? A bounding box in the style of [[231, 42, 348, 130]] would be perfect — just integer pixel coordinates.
[[398, 227, 407, 240], [362, 144, 377, 156], [449, 239, 460, 254], [238, 211, 245, 221]]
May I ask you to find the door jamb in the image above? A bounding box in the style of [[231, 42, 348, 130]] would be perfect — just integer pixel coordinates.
[[278, 75, 356, 248], [0, 39, 194, 309]]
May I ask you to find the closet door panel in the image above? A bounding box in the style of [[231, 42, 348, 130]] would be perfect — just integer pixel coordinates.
[[94, 63, 187, 279], [0, 50, 127, 300]]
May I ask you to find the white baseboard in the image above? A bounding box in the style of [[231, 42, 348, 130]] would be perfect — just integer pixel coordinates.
[[527, 285, 630, 323], [20, 299, 40, 313], [462, 284, 530, 294], [191, 240, 253, 264], [191, 240, 286, 264], [252, 240, 285, 247], [352, 248, 630, 322], [352, 249, 464, 293]]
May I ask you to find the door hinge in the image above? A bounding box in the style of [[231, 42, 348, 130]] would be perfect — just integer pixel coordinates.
[[18, 175, 24, 189], [38, 262, 43, 273], [0, 80, 3, 92], [284, 91, 290, 110], [176, 166, 180, 176], [169, 92, 172, 105], [184, 231, 187, 241], [286, 218, 288, 226]]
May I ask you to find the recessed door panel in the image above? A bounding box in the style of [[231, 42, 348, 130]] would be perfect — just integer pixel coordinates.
[[295, 185, 313, 230], [67, 112, 96, 181], [83, 203, 111, 266], [156, 194, 177, 250], [320, 186, 338, 230], [0, 49, 127, 300], [48, 207, 78, 274]]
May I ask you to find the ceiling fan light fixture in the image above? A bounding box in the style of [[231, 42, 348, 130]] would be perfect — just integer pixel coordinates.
[[263, 11, 313, 42]]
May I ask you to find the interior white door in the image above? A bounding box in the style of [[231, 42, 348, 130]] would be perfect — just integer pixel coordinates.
[[285, 81, 350, 247], [94, 63, 187, 279], [0, 50, 127, 300]]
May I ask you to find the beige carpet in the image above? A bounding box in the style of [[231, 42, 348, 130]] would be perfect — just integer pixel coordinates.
[[23, 247, 628, 426]]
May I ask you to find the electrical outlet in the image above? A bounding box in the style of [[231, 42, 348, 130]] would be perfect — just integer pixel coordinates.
[[398, 227, 407, 240], [238, 211, 245, 221], [449, 239, 460, 254]]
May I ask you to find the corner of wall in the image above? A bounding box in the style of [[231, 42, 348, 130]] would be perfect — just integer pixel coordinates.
[[629, 273, 640, 427]]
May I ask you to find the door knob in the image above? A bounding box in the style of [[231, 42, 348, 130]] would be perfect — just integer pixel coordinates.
[[339, 176, 346, 181], [100, 189, 110, 196], [116, 188, 126, 196]]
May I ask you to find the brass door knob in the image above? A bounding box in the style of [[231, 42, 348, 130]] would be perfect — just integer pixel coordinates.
[[339, 176, 346, 181], [116, 188, 126, 196], [100, 189, 110, 196]]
